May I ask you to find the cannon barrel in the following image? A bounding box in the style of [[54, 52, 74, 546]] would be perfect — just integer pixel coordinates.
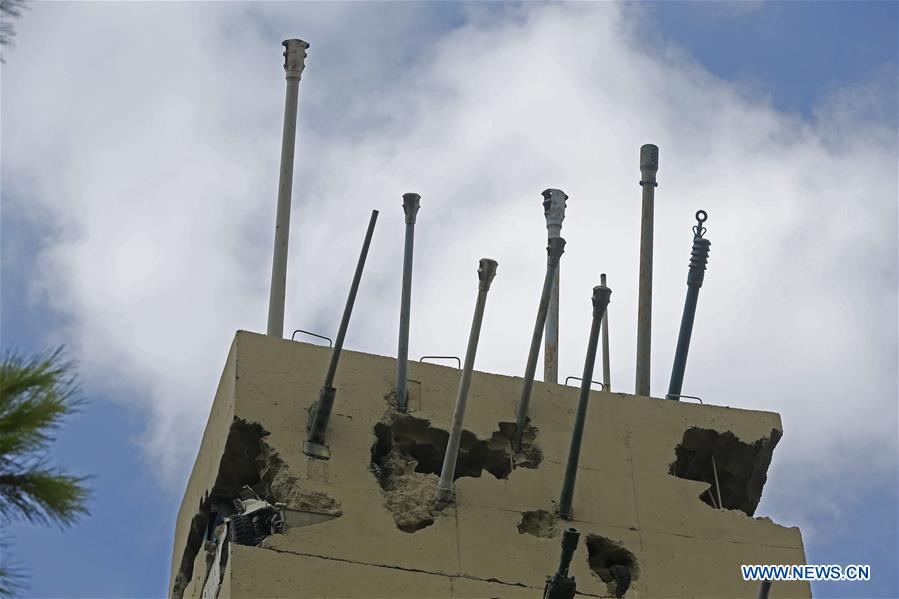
[[542, 189, 568, 384], [435, 258, 498, 504], [266, 39, 310, 338], [514, 237, 566, 449], [635, 144, 658, 396], [666, 210, 711, 401], [559, 284, 612, 519], [395, 193, 421, 411], [304, 210, 379, 458]]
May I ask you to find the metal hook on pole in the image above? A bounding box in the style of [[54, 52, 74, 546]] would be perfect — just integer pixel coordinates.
[[304, 210, 379, 459], [435, 258, 498, 505], [666, 210, 711, 401]]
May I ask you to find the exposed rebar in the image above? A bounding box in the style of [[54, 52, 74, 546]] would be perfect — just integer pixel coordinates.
[[542, 189, 567, 385], [514, 237, 566, 449], [635, 144, 658, 396], [395, 193, 421, 412], [304, 210, 379, 458], [666, 210, 711, 401], [435, 258, 498, 505], [266, 39, 310, 338], [559, 284, 612, 520]]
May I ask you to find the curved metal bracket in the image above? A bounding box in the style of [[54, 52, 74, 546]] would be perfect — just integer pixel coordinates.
[[665, 393, 703, 404], [291, 329, 333, 347], [564, 376, 604, 390], [419, 355, 462, 369]]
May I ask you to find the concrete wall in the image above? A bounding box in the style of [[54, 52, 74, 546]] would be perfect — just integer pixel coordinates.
[[169, 330, 810, 598]]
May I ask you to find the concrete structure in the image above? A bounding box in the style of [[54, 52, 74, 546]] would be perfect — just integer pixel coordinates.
[[169, 331, 810, 599]]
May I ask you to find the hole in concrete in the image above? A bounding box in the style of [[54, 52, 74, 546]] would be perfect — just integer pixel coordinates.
[[517, 509, 559, 538], [585, 534, 639, 599], [370, 411, 541, 532], [668, 427, 782, 516], [172, 418, 341, 599]]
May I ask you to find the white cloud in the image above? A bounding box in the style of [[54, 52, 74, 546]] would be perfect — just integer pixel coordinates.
[[2, 1, 895, 543]]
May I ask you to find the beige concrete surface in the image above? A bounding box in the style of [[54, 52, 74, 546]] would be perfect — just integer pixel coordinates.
[[169, 330, 810, 598]]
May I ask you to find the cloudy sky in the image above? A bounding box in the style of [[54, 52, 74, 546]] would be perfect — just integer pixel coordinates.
[[1, 1, 896, 597]]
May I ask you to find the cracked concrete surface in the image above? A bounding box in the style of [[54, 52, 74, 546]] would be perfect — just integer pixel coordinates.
[[169, 331, 810, 598]]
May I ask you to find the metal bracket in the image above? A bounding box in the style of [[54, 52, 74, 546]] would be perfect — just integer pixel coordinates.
[[291, 329, 333, 346], [419, 355, 461, 369], [665, 393, 703, 404], [564, 376, 604, 390]]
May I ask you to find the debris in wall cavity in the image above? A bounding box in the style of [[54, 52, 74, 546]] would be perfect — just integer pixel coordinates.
[[517, 509, 560, 538], [585, 534, 639, 599], [668, 427, 782, 515], [370, 410, 542, 532], [172, 418, 341, 599]]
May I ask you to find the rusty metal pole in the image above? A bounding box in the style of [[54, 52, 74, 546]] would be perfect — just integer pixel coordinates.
[[543, 189, 567, 385], [559, 284, 611, 520], [514, 237, 566, 449], [666, 211, 711, 401], [635, 144, 658, 396], [266, 39, 310, 338], [395, 193, 421, 412], [435, 259, 498, 505], [600, 273, 611, 391], [304, 210, 379, 459]]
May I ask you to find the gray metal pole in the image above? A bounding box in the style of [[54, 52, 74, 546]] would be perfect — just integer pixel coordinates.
[[559, 284, 611, 520], [543, 189, 567, 385], [304, 210, 379, 459], [266, 39, 310, 338], [514, 237, 566, 449], [757, 580, 772, 599], [600, 273, 611, 391], [435, 258, 498, 505], [395, 193, 421, 412], [666, 211, 710, 401], [635, 144, 658, 396]]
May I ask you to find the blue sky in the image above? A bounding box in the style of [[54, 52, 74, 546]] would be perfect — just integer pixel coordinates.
[[1, 2, 896, 598]]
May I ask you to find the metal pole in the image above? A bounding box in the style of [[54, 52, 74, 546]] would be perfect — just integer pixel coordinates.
[[543, 189, 567, 385], [395, 193, 421, 412], [514, 237, 566, 449], [757, 580, 772, 599], [435, 258, 498, 505], [666, 210, 711, 401], [635, 144, 658, 396], [266, 39, 310, 338], [304, 210, 379, 459], [559, 284, 612, 520], [600, 273, 611, 391], [542, 527, 580, 599]]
